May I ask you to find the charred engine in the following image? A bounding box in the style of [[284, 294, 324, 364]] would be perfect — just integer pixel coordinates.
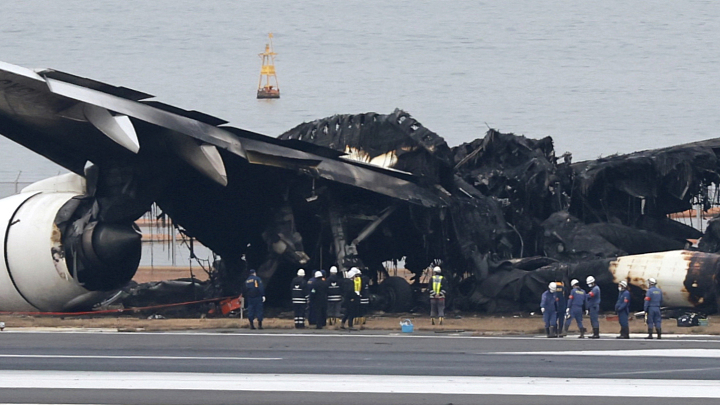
[[0, 173, 141, 312]]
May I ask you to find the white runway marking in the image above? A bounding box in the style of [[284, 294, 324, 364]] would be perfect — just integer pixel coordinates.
[[490, 349, 720, 358], [0, 371, 719, 398], [0, 354, 281, 361]]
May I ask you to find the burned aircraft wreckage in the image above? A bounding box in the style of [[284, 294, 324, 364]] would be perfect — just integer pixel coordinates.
[[1, 60, 720, 315]]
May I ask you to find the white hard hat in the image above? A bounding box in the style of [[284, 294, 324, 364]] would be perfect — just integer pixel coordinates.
[[570, 279, 579, 287], [433, 266, 442, 273], [330, 266, 338, 274], [619, 280, 628, 288], [648, 277, 657, 286], [297, 269, 305, 277], [315, 271, 323, 278], [586, 276, 595, 285], [548, 282, 557, 292]]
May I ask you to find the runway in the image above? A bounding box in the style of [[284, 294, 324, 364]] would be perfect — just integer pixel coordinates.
[[1, 329, 719, 404]]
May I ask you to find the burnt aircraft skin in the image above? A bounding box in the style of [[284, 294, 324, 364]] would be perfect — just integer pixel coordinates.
[[3, 60, 720, 313], [0, 61, 445, 310], [281, 110, 720, 313]]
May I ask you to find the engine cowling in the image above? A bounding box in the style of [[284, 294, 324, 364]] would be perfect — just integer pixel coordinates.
[[0, 174, 141, 312]]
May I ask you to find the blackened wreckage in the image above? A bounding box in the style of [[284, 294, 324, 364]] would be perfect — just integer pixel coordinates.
[[1, 61, 719, 314]]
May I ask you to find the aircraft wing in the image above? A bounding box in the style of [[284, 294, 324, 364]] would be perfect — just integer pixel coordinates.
[[0, 61, 444, 209]]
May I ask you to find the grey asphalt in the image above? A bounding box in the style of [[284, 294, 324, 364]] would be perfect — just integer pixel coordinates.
[[1, 329, 719, 404]]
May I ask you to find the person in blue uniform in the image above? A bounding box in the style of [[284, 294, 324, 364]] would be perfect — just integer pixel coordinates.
[[554, 281, 567, 337], [243, 269, 265, 329], [290, 269, 308, 328], [615, 280, 631, 339], [586, 275, 601, 339], [644, 277, 663, 339], [564, 279, 587, 338], [540, 282, 558, 338], [326, 266, 343, 326]]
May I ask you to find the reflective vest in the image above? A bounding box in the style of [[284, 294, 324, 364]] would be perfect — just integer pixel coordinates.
[[431, 275, 444, 297]]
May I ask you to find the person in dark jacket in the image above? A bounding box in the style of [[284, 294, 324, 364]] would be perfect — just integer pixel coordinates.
[[326, 266, 343, 325], [586, 275, 601, 339], [290, 269, 308, 328], [564, 279, 587, 338], [341, 268, 362, 330], [309, 270, 328, 329], [243, 269, 265, 330], [615, 280, 631, 339], [358, 271, 371, 326], [555, 280, 567, 337], [540, 282, 558, 338], [644, 278, 663, 339]]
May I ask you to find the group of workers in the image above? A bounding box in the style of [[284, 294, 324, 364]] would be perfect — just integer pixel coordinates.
[[541, 275, 664, 339], [290, 266, 370, 330]]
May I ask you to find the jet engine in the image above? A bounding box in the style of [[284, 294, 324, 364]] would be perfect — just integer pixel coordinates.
[[0, 174, 141, 312]]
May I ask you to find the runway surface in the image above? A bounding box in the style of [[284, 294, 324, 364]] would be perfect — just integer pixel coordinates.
[[1, 329, 719, 404]]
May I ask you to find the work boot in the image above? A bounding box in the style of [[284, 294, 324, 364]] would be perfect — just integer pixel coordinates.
[[258, 320, 263, 330], [431, 318, 435, 325], [624, 326, 630, 339], [645, 327, 653, 339], [579, 327, 586, 339], [439, 317, 444, 325], [656, 328, 661, 339], [249, 320, 256, 330], [549, 326, 558, 338], [545, 327, 551, 338], [589, 327, 600, 339], [340, 321, 346, 330]]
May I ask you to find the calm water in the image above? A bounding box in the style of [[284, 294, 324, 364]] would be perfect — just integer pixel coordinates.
[[1, 0, 719, 184]]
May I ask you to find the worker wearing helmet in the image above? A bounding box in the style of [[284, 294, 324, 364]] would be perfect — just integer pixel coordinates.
[[290, 269, 308, 328], [644, 278, 663, 339], [341, 268, 362, 330], [586, 275, 601, 339], [615, 280, 631, 339], [326, 266, 343, 326], [540, 282, 559, 337], [564, 279, 587, 338], [243, 269, 265, 330], [429, 266, 447, 325], [309, 270, 328, 329]]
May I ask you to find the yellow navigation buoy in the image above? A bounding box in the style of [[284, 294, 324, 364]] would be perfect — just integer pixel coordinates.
[[257, 33, 280, 99]]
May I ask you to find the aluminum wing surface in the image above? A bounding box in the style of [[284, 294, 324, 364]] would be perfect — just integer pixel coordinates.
[[0, 61, 443, 208]]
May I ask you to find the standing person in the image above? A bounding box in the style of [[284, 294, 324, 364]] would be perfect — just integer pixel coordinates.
[[358, 270, 370, 326], [306, 270, 319, 326], [341, 268, 361, 330], [564, 279, 587, 338], [540, 282, 559, 338], [309, 270, 328, 329], [326, 266, 343, 326], [290, 269, 308, 329], [555, 280, 567, 337], [243, 269, 265, 330], [644, 278, 663, 339], [429, 266, 447, 325], [615, 280, 631, 339], [586, 275, 601, 339]]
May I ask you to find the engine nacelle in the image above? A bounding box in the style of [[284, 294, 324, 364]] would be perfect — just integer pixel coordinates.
[[0, 174, 141, 312]]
